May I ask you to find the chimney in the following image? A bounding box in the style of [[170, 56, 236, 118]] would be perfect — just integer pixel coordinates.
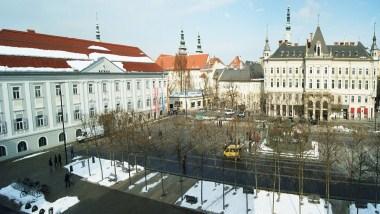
[[27, 29, 35, 33], [278, 40, 283, 46]]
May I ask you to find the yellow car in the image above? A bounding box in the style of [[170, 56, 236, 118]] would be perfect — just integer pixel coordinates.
[[223, 144, 243, 160]]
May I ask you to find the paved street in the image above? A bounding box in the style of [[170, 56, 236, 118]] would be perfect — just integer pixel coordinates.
[[0, 146, 200, 214]]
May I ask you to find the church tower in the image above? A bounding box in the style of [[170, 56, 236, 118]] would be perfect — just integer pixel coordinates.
[[95, 13, 101, 41], [371, 23, 379, 60], [178, 29, 187, 55], [263, 26, 271, 60], [285, 6, 292, 43], [196, 33, 203, 53]]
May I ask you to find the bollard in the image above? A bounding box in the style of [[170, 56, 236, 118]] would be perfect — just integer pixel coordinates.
[[70, 165, 73, 172]]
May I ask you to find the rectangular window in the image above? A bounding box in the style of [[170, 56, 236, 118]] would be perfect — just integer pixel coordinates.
[[159, 81, 162, 88], [345, 80, 348, 89], [57, 111, 64, 123], [89, 107, 95, 118], [270, 79, 273, 88], [276, 68, 279, 74], [358, 80, 362, 90], [365, 97, 368, 103], [271, 68, 274, 74], [146, 98, 151, 107], [276, 79, 279, 88], [73, 84, 78, 95], [115, 82, 120, 92], [332, 68, 335, 75], [102, 83, 107, 93], [116, 103, 121, 112], [309, 79, 312, 89], [317, 67, 320, 74], [351, 80, 355, 89], [351, 96, 354, 103], [289, 79, 292, 88], [309, 67, 312, 74], [34, 86, 41, 98], [338, 80, 342, 89], [365, 81, 369, 90], [366, 68, 369, 75], [88, 83, 93, 94], [197, 101, 201, 106], [146, 80, 150, 89], [127, 82, 131, 90], [339, 68, 342, 75], [137, 82, 141, 90], [295, 79, 299, 88], [282, 68, 285, 74], [127, 101, 132, 111], [191, 102, 195, 108], [324, 67, 327, 74], [317, 80, 320, 89], [352, 68, 355, 75], [15, 117, 26, 131], [289, 68, 292, 74], [137, 100, 142, 109], [345, 68, 349, 75], [295, 68, 298, 74], [358, 96, 361, 103], [74, 109, 81, 120], [324, 79, 327, 89], [332, 80, 335, 89], [36, 114, 45, 127], [282, 79, 285, 88], [55, 85, 61, 96]]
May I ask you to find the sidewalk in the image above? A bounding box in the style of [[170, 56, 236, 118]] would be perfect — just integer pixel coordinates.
[[0, 145, 200, 214]]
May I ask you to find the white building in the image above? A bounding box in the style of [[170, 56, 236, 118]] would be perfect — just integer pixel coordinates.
[[216, 62, 264, 113], [0, 29, 167, 161], [263, 8, 379, 120]]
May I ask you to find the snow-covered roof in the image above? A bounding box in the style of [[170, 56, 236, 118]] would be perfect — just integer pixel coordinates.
[[0, 29, 163, 72]]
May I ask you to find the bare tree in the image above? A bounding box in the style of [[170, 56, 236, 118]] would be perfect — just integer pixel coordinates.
[[319, 122, 340, 212], [174, 54, 188, 92], [223, 82, 239, 110]]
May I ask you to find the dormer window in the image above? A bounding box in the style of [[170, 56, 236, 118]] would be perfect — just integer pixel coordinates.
[[315, 41, 321, 56]]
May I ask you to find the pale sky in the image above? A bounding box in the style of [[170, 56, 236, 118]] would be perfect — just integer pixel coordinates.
[[0, 0, 379, 63]]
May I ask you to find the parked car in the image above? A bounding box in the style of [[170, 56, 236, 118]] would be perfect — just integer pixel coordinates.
[[223, 144, 243, 160], [237, 112, 245, 118], [224, 109, 235, 116], [76, 126, 104, 142]]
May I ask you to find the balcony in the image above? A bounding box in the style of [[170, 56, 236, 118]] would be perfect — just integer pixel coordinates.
[[13, 119, 28, 132], [0, 121, 7, 135]]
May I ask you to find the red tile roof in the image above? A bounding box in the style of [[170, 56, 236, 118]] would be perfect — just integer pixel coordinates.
[[0, 29, 163, 72], [229, 56, 244, 69], [155, 53, 209, 71], [0, 55, 70, 68]]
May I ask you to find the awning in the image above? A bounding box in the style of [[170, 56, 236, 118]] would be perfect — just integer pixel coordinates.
[[350, 108, 355, 113], [357, 108, 361, 113], [364, 108, 368, 114]]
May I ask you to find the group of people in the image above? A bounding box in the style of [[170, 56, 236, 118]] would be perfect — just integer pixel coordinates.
[[48, 154, 62, 171]]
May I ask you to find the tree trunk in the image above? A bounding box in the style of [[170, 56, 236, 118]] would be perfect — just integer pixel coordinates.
[[87, 149, 91, 176], [113, 152, 117, 180], [376, 146, 379, 211], [144, 155, 148, 191], [254, 155, 258, 198], [96, 149, 104, 180], [201, 154, 204, 205], [160, 172, 166, 196], [128, 153, 132, 186]]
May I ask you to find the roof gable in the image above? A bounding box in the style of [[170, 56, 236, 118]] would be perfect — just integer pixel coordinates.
[[81, 57, 124, 73]]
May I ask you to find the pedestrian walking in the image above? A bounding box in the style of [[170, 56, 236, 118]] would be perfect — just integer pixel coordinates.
[[58, 154, 62, 167], [182, 154, 187, 175], [48, 157, 53, 173], [70, 146, 74, 159], [54, 155, 58, 168], [64, 173, 70, 188]]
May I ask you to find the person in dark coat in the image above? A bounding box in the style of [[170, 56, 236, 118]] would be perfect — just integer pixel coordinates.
[[70, 146, 74, 159], [49, 157, 53, 173], [64, 173, 70, 188], [58, 154, 62, 167], [54, 155, 58, 167]]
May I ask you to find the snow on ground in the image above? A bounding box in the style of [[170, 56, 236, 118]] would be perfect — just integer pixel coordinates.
[[177, 181, 332, 214], [260, 139, 319, 159], [141, 175, 168, 193], [0, 183, 79, 214], [134, 172, 159, 185], [349, 203, 380, 214], [65, 157, 144, 187], [72, 156, 83, 161], [333, 125, 351, 133], [12, 151, 48, 163]]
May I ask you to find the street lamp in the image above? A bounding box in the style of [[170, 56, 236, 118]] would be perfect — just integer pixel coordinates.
[[59, 83, 68, 164]]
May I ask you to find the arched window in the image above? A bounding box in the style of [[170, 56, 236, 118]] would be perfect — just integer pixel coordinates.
[[17, 141, 27, 152], [76, 129, 82, 137], [59, 132, 65, 142], [38, 137, 47, 147], [0, 146, 6, 157], [323, 101, 328, 109]]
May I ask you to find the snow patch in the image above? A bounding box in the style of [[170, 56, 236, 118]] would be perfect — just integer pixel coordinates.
[[89, 52, 153, 63], [135, 172, 159, 185], [65, 157, 144, 187], [12, 151, 48, 162], [141, 175, 168, 193], [333, 125, 351, 133], [88, 45, 110, 51], [0, 66, 73, 72], [177, 181, 332, 214], [0, 183, 79, 214], [66, 60, 93, 71], [349, 203, 380, 214], [0, 45, 88, 59]]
